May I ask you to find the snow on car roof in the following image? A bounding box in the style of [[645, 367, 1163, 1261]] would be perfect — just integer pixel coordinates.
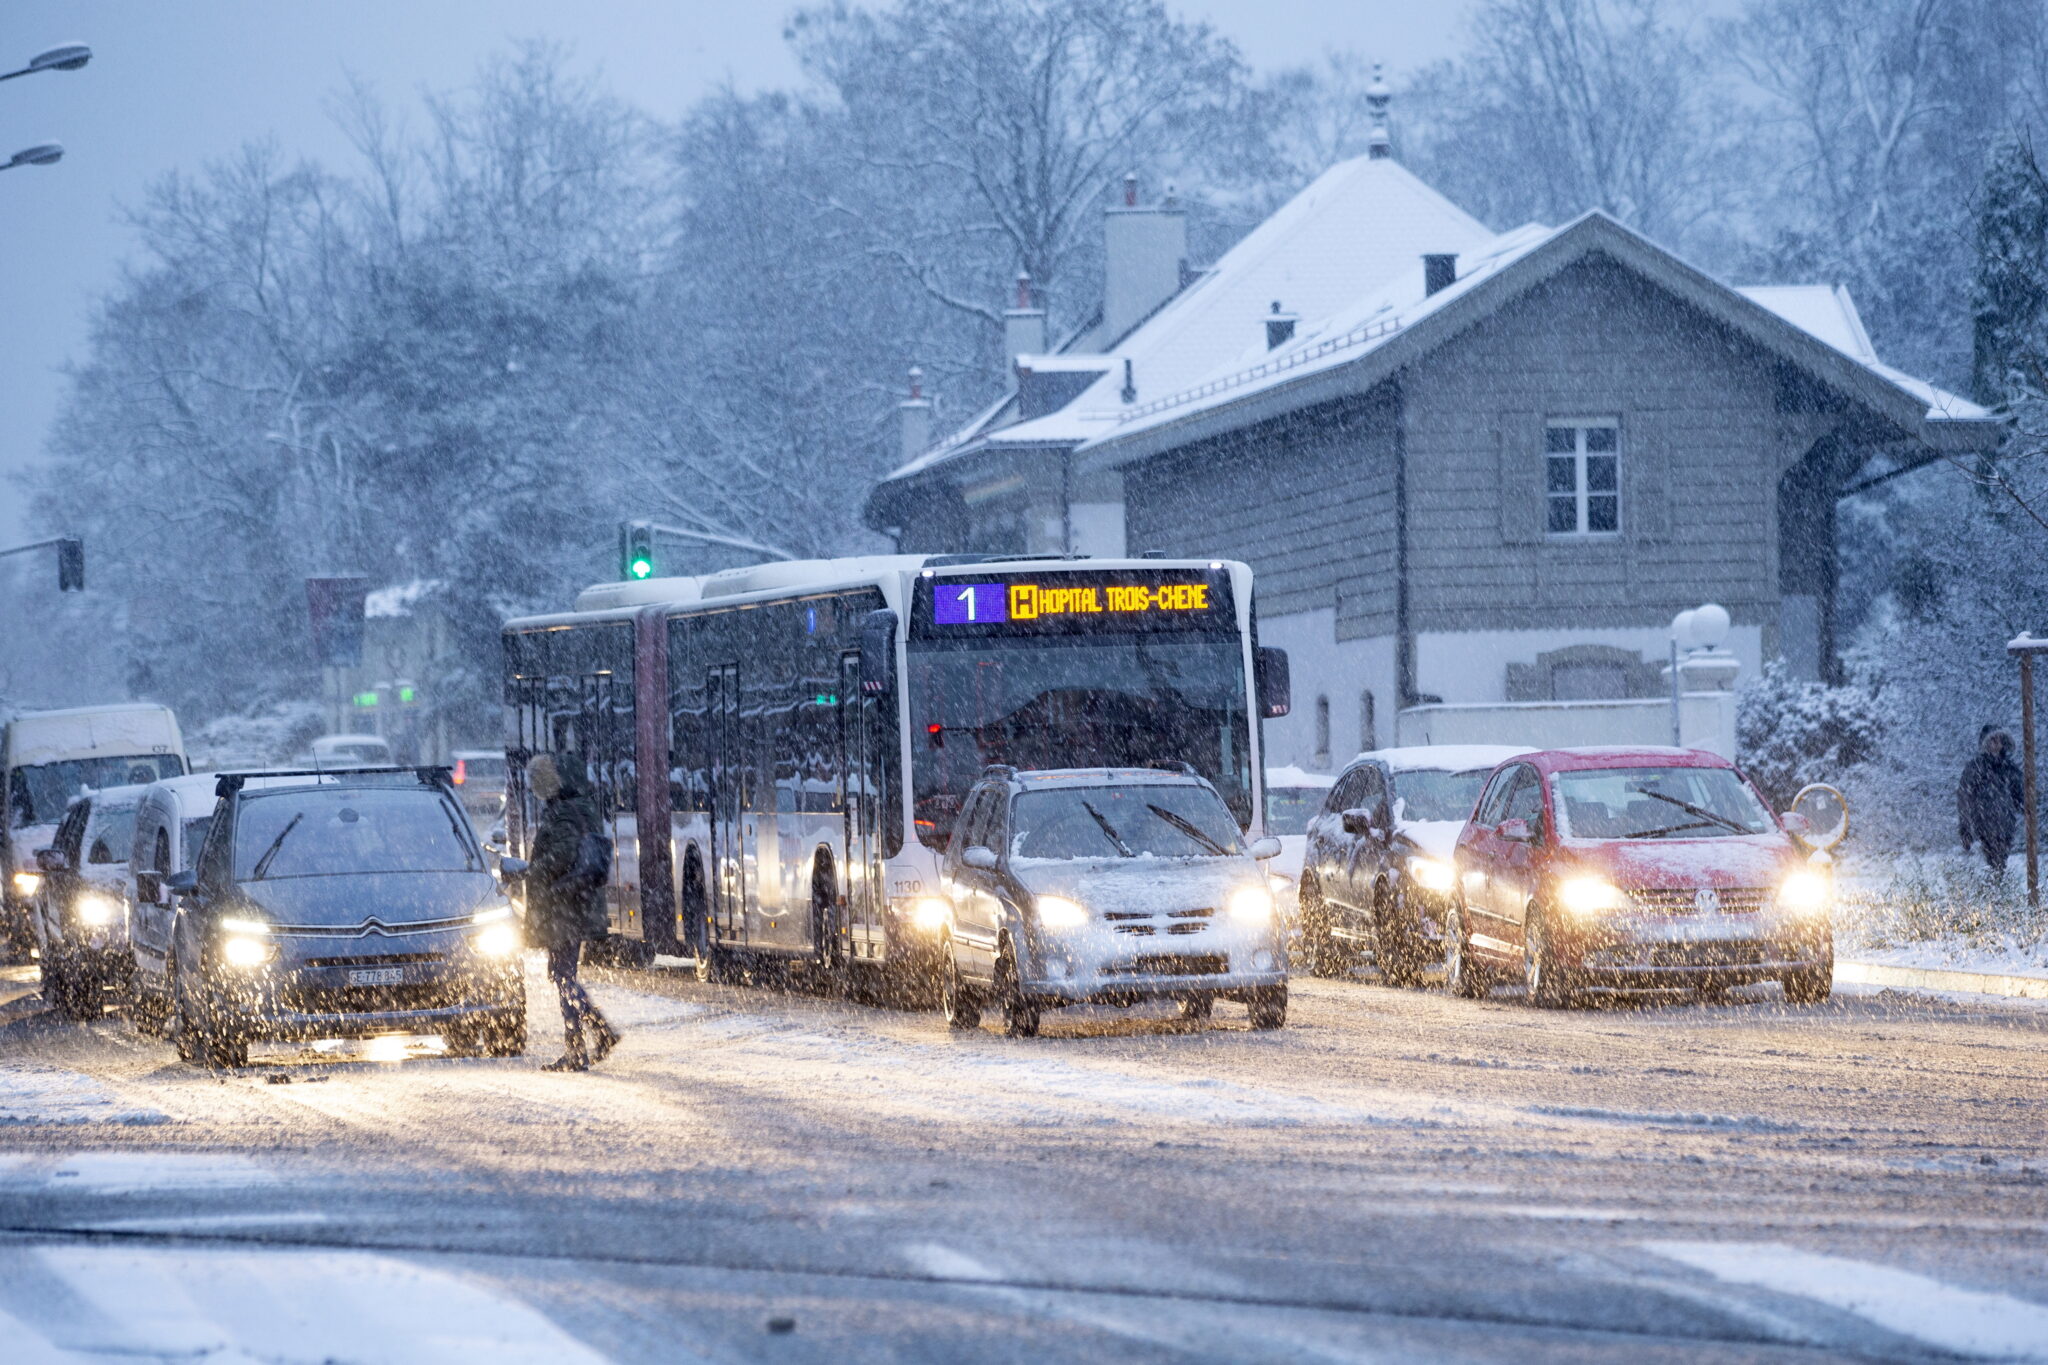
[[1531, 746, 1734, 772], [1355, 745, 1534, 774], [1005, 767, 1209, 788], [1264, 765, 1335, 789]]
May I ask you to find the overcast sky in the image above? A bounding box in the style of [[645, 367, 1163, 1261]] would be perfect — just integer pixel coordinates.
[[0, 1, 1475, 542]]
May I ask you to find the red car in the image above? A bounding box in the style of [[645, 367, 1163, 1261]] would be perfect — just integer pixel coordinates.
[[1446, 747, 1832, 1007]]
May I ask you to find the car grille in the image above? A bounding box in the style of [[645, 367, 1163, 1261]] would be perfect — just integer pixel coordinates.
[[1591, 941, 1773, 969], [1629, 887, 1769, 915], [280, 982, 460, 1014], [1102, 908, 1214, 936], [1104, 953, 1228, 977], [302, 953, 447, 970]]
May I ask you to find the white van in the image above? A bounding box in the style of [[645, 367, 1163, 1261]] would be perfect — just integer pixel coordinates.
[[292, 733, 395, 769], [3, 705, 185, 958], [124, 772, 224, 1035]]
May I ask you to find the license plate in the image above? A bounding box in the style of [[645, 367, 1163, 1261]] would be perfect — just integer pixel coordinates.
[[348, 967, 405, 987]]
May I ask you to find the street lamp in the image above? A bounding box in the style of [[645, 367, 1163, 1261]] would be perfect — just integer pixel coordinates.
[[1, 144, 63, 171], [0, 44, 92, 82]]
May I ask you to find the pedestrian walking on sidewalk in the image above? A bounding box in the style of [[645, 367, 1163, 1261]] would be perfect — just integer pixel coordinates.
[[525, 753, 622, 1071], [1958, 726, 2025, 879]]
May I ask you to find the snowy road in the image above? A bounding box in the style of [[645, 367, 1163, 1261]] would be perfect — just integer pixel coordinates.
[[0, 959, 2044, 1363]]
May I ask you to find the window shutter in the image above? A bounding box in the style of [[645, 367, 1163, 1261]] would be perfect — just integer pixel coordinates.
[[1629, 410, 1671, 543], [1496, 411, 1541, 544]]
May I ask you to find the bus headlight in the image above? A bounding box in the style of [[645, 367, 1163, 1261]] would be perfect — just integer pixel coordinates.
[[1405, 857, 1456, 894], [1777, 870, 1829, 916], [1035, 895, 1088, 928], [12, 871, 41, 898], [74, 893, 119, 926], [1228, 884, 1275, 924], [911, 897, 950, 931], [1558, 877, 1625, 917]]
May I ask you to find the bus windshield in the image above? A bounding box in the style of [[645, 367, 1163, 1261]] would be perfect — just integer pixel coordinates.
[[908, 636, 1252, 850]]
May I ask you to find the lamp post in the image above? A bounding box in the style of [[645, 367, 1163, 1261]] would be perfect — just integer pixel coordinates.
[[0, 44, 92, 82], [1668, 603, 1732, 748], [0, 143, 62, 172], [2009, 632, 2046, 907]]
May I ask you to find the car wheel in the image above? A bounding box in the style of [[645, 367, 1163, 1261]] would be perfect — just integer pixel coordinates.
[[1178, 994, 1213, 1022], [994, 943, 1039, 1038], [1444, 898, 1491, 1000], [172, 964, 246, 1069], [1374, 886, 1426, 989], [55, 956, 101, 1022], [131, 973, 171, 1039], [939, 935, 981, 1031], [1783, 959, 1833, 1004], [1246, 985, 1288, 1030], [1523, 907, 1577, 1010], [1298, 880, 1349, 979]]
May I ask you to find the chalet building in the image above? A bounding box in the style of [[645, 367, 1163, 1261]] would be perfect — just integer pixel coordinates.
[[864, 85, 2000, 772]]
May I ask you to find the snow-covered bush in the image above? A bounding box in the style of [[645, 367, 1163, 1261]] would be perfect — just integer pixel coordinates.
[[1735, 661, 1882, 809], [184, 701, 326, 772]]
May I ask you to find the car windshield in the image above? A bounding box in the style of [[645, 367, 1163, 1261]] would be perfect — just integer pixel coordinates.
[[7, 754, 185, 828], [233, 787, 479, 880], [84, 804, 139, 864], [1263, 787, 1329, 836], [1392, 768, 1494, 823], [1554, 766, 1775, 840], [1010, 783, 1244, 860]]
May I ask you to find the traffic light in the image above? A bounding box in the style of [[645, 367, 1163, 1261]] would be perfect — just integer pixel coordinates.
[[56, 538, 83, 592], [620, 520, 655, 581]]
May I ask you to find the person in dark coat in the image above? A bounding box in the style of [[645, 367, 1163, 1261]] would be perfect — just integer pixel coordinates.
[[525, 753, 622, 1070], [1958, 726, 2026, 878]]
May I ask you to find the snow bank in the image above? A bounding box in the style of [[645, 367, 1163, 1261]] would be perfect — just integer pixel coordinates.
[[0, 1066, 166, 1126]]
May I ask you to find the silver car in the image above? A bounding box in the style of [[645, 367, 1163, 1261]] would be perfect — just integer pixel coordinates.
[[936, 767, 1289, 1035]]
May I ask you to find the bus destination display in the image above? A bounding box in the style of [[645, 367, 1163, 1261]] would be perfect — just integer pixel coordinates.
[[919, 570, 1232, 635]]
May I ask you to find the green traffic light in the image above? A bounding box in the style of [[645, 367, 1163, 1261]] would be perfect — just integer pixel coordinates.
[[630, 558, 653, 580]]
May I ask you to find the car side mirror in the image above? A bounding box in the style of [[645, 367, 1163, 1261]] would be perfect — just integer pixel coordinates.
[[33, 847, 66, 874], [497, 856, 530, 879], [1248, 836, 1282, 860], [1498, 818, 1535, 843], [1779, 811, 1812, 839], [135, 871, 163, 906], [1340, 808, 1381, 839], [164, 870, 198, 897], [961, 846, 999, 871]]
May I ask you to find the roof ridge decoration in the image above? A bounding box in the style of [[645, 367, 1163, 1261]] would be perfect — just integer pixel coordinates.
[[1118, 312, 1407, 422]]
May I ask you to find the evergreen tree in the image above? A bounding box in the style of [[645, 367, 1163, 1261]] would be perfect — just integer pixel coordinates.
[[1971, 132, 2048, 407]]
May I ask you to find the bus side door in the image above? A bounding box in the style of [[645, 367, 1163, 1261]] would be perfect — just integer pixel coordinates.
[[707, 664, 745, 946], [839, 652, 881, 960]]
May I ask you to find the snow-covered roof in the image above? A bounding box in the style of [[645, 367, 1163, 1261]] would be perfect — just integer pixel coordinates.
[[365, 579, 443, 619], [1081, 215, 1994, 457], [1264, 765, 1336, 790], [886, 153, 1494, 480]]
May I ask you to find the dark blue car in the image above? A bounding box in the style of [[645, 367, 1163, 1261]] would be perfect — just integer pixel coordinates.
[[147, 768, 526, 1067]]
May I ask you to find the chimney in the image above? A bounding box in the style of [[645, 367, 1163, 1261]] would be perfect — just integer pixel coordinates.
[[1265, 301, 1298, 351], [1423, 253, 1457, 296], [899, 366, 931, 461], [1366, 63, 1392, 160], [1102, 171, 1188, 343], [1004, 272, 1047, 366]]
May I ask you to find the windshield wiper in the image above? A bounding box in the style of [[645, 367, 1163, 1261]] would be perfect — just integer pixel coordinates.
[[1081, 800, 1134, 857], [247, 813, 304, 881], [1632, 787, 1747, 833], [1625, 820, 1719, 840], [1147, 803, 1229, 856]]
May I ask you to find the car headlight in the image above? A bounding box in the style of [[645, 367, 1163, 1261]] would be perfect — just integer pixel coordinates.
[[1777, 870, 1830, 916], [1405, 857, 1456, 893], [1557, 877, 1625, 917], [73, 892, 120, 926], [1228, 884, 1276, 924], [220, 916, 273, 936], [12, 871, 41, 897], [474, 921, 521, 956], [220, 934, 272, 968], [1035, 894, 1088, 928]]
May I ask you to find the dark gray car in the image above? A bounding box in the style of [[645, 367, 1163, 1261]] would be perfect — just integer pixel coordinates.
[[145, 768, 525, 1067]]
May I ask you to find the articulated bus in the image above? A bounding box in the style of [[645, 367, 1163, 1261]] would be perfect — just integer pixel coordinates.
[[500, 555, 1290, 991]]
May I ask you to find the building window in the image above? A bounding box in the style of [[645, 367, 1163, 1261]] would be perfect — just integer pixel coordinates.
[[1313, 695, 1331, 768], [1359, 690, 1376, 752], [1545, 419, 1620, 536]]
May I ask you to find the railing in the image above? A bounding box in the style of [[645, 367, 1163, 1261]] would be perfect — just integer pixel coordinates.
[[1116, 313, 1406, 424]]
